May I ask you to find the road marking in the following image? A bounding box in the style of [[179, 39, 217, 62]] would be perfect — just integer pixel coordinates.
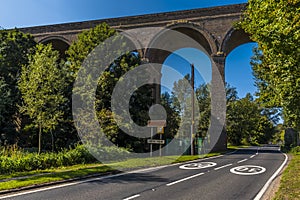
[[214, 163, 233, 170], [0, 154, 226, 199], [179, 162, 217, 170], [166, 172, 204, 186], [123, 194, 141, 200], [237, 159, 248, 163], [254, 152, 288, 200], [250, 155, 256, 158], [230, 165, 266, 176], [0, 172, 128, 199]]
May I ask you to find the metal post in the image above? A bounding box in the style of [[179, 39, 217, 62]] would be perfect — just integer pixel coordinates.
[[159, 133, 162, 156], [150, 127, 153, 157], [191, 63, 195, 155]]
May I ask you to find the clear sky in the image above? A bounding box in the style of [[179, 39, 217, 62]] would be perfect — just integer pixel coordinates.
[[1, 0, 255, 98]]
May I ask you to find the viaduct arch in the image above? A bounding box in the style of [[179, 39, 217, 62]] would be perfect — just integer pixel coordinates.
[[21, 3, 252, 151]]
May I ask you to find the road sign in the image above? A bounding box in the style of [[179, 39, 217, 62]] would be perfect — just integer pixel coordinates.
[[147, 139, 165, 144], [230, 165, 266, 175], [157, 126, 164, 134], [147, 120, 166, 127], [179, 162, 217, 170]]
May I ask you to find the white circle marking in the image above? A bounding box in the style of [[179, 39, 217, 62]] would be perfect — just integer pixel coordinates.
[[179, 162, 217, 170], [230, 165, 266, 175]]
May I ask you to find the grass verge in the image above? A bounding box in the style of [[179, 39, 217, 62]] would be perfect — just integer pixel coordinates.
[[0, 153, 220, 191], [273, 153, 300, 200]]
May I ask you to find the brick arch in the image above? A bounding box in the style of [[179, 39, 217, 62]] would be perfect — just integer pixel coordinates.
[[145, 23, 217, 64], [221, 28, 252, 56], [165, 22, 218, 54], [116, 29, 144, 58], [39, 36, 70, 59]]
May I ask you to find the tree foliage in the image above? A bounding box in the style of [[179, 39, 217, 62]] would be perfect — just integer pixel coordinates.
[[19, 44, 67, 153], [0, 78, 13, 145], [67, 23, 152, 151], [227, 93, 276, 145], [239, 0, 300, 130], [0, 29, 36, 144], [66, 23, 116, 75]]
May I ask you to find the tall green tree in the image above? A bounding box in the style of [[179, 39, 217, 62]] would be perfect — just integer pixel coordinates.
[[67, 23, 152, 151], [0, 29, 36, 144], [195, 84, 211, 139], [227, 93, 276, 145], [171, 74, 194, 139], [160, 92, 180, 139], [0, 78, 13, 145], [19, 44, 67, 153], [239, 0, 300, 130], [67, 23, 116, 75]]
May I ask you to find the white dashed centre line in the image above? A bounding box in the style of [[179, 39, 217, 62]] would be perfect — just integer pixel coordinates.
[[250, 155, 256, 158], [214, 163, 233, 170], [237, 159, 248, 163], [123, 194, 141, 200], [166, 172, 205, 186]]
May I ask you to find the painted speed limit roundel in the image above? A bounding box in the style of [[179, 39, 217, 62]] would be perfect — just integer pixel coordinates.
[[230, 165, 266, 175], [179, 162, 217, 170]]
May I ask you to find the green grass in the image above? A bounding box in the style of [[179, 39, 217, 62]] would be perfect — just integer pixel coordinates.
[[227, 145, 251, 150], [0, 153, 220, 191], [273, 153, 300, 200]]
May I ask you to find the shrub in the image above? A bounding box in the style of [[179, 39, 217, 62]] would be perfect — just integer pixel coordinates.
[[0, 144, 124, 174], [291, 146, 300, 155]]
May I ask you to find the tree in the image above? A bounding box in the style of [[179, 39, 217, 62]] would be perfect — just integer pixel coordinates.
[[171, 74, 194, 139], [0, 78, 13, 145], [239, 0, 300, 130], [19, 44, 67, 153], [195, 84, 211, 139], [66, 23, 116, 75], [226, 93, 276, 145], [0, 29, 36, 144], [160, 92, 180, 139], [67, 23, 153, 151]]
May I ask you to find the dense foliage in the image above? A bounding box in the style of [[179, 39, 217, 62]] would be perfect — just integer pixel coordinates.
[[227, 93, 276, 145], [239, 0, 300, 131], [19, 44, 67, 153], [0, 144, 128, 174], [0, 29, 36, 145], [0, 21, 281, 162]]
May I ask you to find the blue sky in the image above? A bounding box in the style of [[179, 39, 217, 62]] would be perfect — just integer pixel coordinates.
[[1, 0, 255, 98]]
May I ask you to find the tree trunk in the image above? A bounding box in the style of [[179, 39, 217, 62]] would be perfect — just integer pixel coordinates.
[[51, 130, 54, 152], [38, 123, 42, 154]]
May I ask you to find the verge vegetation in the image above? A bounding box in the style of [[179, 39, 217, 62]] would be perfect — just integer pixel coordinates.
[[273, 146, 300, 200]]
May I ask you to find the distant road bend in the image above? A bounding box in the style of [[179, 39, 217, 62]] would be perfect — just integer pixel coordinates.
[[0, 146, 288, 200]]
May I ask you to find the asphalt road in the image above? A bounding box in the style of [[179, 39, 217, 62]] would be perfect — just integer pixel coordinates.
[[0, 146, 287, 200]]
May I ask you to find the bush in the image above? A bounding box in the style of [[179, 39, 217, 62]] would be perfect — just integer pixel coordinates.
[[291, 146, 300, 155], [0, 144, 128, 174]]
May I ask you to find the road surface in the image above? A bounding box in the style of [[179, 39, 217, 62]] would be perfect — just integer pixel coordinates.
[[0, 146, 287, 200]]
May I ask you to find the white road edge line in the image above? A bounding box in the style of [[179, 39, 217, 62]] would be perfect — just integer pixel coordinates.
[[0, 154, 227, 199], [123, 194, 141, 200], [166, 172, 204, 186], [237, 159, 248, 163], [0, 173, 123, 200], [214, 163, 233, 170], [253, 152, 288, 200]]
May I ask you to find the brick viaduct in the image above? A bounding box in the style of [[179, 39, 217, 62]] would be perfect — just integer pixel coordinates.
[[21, 3, 252, 151]]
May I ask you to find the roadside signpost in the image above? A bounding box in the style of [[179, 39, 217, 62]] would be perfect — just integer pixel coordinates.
[[147, 120, 166, 157], [147, 139, 165, 144]]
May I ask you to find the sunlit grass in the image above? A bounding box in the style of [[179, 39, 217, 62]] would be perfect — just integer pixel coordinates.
[[227, 145, 251, 150], [0, 153, 220, 191], [273, 153, 300, 200]]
